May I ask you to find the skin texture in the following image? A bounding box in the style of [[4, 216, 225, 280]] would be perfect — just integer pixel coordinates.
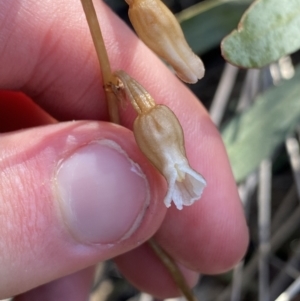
[[0, 0, 249, 300]]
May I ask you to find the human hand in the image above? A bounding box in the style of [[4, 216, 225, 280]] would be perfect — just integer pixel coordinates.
[[0, 1, 249, 300]]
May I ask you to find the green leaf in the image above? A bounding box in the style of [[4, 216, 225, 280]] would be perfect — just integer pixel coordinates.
[[178, 0, 251, 54], [221, 0, 300, 68], [222, 66, 300, 182]]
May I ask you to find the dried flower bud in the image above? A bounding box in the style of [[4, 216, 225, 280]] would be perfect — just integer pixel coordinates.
[[125, 0, 205, 84], [112, 70, 206, 209]]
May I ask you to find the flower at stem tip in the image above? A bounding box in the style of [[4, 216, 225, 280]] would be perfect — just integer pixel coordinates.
[[125, 0, 205, 84], [111, 70, 207, 210]]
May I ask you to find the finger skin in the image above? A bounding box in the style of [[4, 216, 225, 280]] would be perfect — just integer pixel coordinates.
[[115, 243, 199, 299], [0, 0, 249, 297], [0, 90, 55, 132], [14, 267, 95, 301], [0, 121, 166, 298]]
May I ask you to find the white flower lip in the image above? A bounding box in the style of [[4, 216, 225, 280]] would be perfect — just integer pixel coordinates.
[[164, 162, 207, 210]]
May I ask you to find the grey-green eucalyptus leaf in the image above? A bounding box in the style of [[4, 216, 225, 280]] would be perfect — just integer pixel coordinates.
[[178, 0, 250, 54], [221, 0, 300, 68], [222, 66, 300, 182]]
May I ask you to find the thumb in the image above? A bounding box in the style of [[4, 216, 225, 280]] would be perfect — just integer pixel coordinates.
[[0, 121, 166, 298]]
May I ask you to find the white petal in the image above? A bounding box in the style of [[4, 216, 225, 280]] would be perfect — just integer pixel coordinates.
[[179, 163, 207, 201], [163, 163, 207, 210], [163, 168, 178, 208]]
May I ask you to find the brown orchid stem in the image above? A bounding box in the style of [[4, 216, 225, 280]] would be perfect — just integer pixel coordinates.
[[148, 239, 196, 301], [80, 0, 120, 124], [80, 1, 196, 300]]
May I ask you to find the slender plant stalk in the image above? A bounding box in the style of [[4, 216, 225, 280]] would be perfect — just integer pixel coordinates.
[[80, 1, 196, 300], [148, 239, 196, 301], [257, 160, 271, 301], [80, 0, 120, 124]]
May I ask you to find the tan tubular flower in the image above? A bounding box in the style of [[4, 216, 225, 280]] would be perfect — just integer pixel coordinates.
[[125, 0, 205, 84], [112, 70, 206, 210]]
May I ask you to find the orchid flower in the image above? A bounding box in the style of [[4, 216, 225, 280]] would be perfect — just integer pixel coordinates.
[[125, 0, 205, 84], [111, 70, 206, 209]]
